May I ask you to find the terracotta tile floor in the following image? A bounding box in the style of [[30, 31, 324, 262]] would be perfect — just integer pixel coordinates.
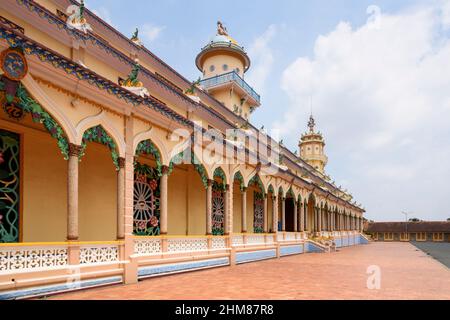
[[47, 242, 450, 300]]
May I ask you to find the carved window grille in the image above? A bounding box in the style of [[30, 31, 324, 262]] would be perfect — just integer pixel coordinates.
[[133, 163, 160, 236], [254, 192, 264, 233], [0, 129, 20, 243], [212, 182, 225, 235]]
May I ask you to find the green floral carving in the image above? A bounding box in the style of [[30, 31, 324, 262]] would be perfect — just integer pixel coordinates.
[[233, 171, 245, 192], [169, 149, 208, 188], [248, 175, 265, 196], [81, 125, 119, 170], [136, 140, 162, 176], [213, 167, 226, 191], [8, 82, 70, 160]]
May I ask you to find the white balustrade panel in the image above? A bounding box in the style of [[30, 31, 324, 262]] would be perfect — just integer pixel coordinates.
[[284, 233, 296, 241], [232, 235, 244, 246], [79, 245, 119, 264], [277, 233, 284, 241], [266, 235, 275, 244], [134, 238, 162, 255], [211, 237, 227, 250], [0, 246, 68, 273], [246, 235, 266, 245], [167, 238, 208, 253]]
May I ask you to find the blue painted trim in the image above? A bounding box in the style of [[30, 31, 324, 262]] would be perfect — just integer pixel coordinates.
[[236, 249, 277, 264], [138, 258, 229, 278], [305, 242, 325, 253], [280, 245, 303, 256], [0, 276, 122, 300]]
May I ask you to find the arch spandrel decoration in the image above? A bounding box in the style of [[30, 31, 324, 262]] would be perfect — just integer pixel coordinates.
[[287, 187, 295, 199], [136, 139, 163, 176], [80, 125, 120, 170], [213, 167, 227, 190], [169, 149, 209, 188], [268, 184, 275, 195], [248, 174, 265, 196], [233, 171, 245, 192], [0, 80, 70, 160]]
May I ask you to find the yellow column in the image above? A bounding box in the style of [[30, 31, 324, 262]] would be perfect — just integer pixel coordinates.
[[123, 116, 137, 284], [272, 195, 278, 233], [263, 194, 268, 233], [206, 179, 213, 235], [318, 207, 322, 233], [281, 197, 286, 232], [67, 143, 82, 241], [224, 184, 229, 235], [227, 183, 233, 235], [293, 200, 298, 232], [160, 165, 169, 235], [241, 187, 247, 233], [117, 157, 125, 239]]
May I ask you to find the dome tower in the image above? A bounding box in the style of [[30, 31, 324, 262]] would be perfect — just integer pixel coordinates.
[[299, 115, 328, 173], [195, 21, 260, 120]]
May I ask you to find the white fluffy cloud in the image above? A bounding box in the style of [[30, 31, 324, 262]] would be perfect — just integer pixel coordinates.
[[273, 3, 450, 221], [246, 24, 277, 94], [141, 24, 165, 43]]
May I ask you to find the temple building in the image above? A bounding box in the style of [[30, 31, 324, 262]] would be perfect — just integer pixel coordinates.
[[0, 0, 366, 299]]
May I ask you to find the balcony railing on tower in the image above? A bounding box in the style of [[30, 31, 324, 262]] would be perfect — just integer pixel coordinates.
[[200, 71, 261, 104]]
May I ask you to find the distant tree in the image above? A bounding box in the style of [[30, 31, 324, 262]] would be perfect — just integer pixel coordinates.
[[447, 218, 450, 222], [409, 218, 421, 222]]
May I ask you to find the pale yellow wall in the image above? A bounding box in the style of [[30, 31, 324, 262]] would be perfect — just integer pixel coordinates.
[[168, 165, 206, 235], [268, 193, 273, 233], [202, 54, 245, 79], [232, 181, 242, 233], [19, 121, 67, 242], [185, 167, 206, 235], [167, 165, 188, 235], [79, 142, 117, 241], [246, 186, 259, 234]]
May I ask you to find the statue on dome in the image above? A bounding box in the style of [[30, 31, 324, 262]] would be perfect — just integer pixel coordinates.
[[308, 115, 316, 133], [121, 59, 149, 97], [131, 28, 143, 46], [217, 21, 229, 36], [66, 0, 93, 34]]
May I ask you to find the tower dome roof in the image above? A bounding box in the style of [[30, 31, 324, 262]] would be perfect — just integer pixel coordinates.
[[195, 22, 251, 73]]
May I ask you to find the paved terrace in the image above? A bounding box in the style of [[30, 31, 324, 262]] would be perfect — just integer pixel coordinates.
[[47, 242, 450, 300]]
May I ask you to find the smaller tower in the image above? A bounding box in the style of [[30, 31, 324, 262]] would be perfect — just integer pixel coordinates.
[[195, 21, 260, 120], [299, 115, 328, 173]]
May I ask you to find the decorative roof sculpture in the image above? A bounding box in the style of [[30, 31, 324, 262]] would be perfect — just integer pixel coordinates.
[[66, 0, 93, 34], [121, 59, 149, 98], [131, 28, 143, 46]]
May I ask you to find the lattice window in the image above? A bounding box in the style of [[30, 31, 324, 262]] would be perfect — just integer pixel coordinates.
[[212, 182, 225, 235], [253, 192, 264, 233], [0, 247, 67, 272], [133, 163, 160, 236], [79, 246, 118, 264], [134, 239, 162, 255], [0, 129, 20, 243]]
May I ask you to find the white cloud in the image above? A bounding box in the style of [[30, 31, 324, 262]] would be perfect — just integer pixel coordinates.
[[141, 24, 166, 43], [246, 24, 277, 94], [91, 7, 113, 26], [273, 3, 450, 221]]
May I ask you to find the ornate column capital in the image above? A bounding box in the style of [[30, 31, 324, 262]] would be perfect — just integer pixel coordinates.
[[118, 157, 126, 169], [207, 179, 214, 187], [225, 184, 230, 192], [161, 165, 170, 175], [68, 143, 83, 157]]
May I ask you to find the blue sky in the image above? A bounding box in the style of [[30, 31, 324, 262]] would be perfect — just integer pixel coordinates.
[[84, 0, 450, 222]]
